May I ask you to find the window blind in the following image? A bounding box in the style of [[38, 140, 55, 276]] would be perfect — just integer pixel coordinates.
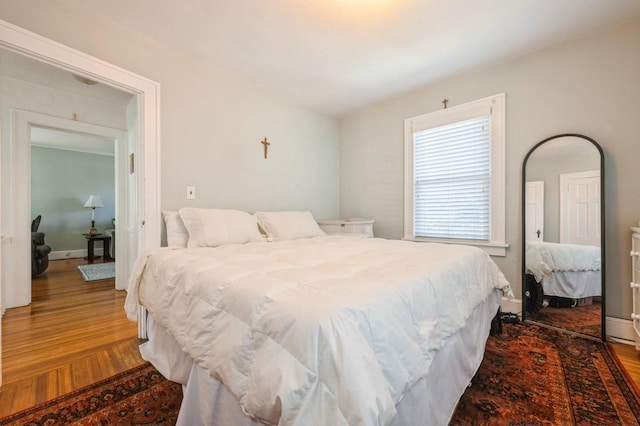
[[413, 115, 491, 240]]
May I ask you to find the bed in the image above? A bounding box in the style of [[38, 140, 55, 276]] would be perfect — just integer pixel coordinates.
[[525, 240, 601, 300], [124, 208, 512, 426]]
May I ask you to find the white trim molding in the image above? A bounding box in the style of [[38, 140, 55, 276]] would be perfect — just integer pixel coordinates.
[[500, 297, 522, 315], [403, 93, 507, 257], [606, 317, 636, 343]]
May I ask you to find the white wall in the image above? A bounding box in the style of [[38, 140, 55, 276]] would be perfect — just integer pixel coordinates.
[[340, 17, 640, 320], [0, 2, 341, 230], [156, 51, 340, 221], [31, 146, 116, 252]]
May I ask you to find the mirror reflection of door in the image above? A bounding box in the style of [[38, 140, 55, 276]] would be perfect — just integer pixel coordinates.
[[522, 134, 605, 341], [525, 181, 544, 241], [560, 170, 601, 246]]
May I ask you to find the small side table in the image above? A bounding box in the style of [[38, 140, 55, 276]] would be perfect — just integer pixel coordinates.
[[83, 234, 112, 263], [317, 218, 375, 238]]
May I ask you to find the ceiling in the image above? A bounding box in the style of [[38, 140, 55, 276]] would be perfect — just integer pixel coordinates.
[[0, 48, 133, 106], [6, 0, 640, 117]]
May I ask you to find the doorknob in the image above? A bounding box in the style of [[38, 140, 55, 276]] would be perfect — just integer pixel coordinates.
[[536, 229, 541, 238]]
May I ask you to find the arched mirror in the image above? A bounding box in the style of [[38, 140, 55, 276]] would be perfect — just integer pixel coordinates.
[[522, 134, 605, 341]]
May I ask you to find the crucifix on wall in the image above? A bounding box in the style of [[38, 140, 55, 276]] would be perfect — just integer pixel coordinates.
[[261, 137, 270, 159]]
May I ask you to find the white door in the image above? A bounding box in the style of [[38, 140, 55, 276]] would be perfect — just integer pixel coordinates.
[[560, 170, 600, 246], [525, 181, 544, 241]]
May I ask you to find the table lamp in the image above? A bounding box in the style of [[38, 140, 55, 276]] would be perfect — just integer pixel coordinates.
[[84, 195, 104, 235]]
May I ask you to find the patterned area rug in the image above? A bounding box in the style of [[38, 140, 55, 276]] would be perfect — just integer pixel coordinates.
[[451, 322, 640, 425], [0, 363, 182, 425], [77, 262, 115, 281], [1, 324, 638, 425]]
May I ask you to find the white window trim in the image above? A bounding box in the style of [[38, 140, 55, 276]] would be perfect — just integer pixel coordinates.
[[403, 93, 508, 257]]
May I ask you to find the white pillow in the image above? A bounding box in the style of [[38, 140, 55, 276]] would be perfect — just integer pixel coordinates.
[[179, 208, 264, 248], [255, 211, 325, 241], [163, 210, 189, 248]]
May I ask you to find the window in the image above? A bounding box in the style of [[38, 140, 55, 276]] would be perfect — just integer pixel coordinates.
[[403, 94, 507, 256]]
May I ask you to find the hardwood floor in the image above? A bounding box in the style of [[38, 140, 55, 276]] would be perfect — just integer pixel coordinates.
[[2, 258, 640, 418], [610, 340, 640, 389], [0, 258, 143, 417]]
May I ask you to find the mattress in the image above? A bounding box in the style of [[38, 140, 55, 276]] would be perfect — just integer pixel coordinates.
[[125, 235, 511, 425]]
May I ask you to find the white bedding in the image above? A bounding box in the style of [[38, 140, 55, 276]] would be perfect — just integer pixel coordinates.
[[142, 291, 501, 426], [125, 235, 511, 426], [540, 270, 601, 298], [525, 240, 601, 282]]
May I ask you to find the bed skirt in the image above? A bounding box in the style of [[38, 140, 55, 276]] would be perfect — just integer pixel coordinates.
[[138, 289, 501, 426], [540, 270, 601, 299]]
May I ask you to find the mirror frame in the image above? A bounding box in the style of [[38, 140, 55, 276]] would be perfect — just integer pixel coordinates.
[[521, 133, 605, 341]]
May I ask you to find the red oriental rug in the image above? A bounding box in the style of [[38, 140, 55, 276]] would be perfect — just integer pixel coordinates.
[[2, 322, 639, 425], [0, 363, 182, 425], [451, 322, 640, 425]]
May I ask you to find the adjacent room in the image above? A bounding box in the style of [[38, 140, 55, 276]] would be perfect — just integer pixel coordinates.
[[1, 0, 640, 424]]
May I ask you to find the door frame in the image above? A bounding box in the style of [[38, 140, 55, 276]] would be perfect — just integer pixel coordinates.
[[0, 19, 161, 386], [16, 112, 129, 296]]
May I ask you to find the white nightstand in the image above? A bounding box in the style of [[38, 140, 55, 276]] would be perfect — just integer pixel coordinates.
[[317, 218, 375, 238]]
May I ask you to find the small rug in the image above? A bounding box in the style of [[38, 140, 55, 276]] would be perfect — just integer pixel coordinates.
[[0, 363, 182, 425], [77, 262, 115, 281], [450, 322, 640, 425]]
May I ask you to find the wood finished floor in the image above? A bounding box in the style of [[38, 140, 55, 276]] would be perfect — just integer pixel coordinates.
[[1, 258, 640, 418], [0, 258, 143, 417]]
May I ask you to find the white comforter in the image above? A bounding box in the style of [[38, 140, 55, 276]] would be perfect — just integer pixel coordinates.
[[125, 236, 511, 426], [526, 240, 601, 282]]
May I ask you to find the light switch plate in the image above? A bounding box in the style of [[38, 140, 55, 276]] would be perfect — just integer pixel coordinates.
[[186, 186, 196, 199]]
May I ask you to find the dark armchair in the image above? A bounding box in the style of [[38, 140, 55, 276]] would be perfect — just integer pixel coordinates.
[[32, 215, 51, 277]]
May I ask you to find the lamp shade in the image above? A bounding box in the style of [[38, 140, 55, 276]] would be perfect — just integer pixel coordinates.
[[83, 195, 104, 209]]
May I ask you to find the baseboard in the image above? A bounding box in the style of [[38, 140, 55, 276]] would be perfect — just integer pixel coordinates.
[[606, 317, 636, 343], [500, 297, 522, 315], [50, 248, 103, 261]]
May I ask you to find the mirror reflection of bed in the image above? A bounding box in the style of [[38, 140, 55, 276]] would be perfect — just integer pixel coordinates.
[[522, 134, 604, 340], [525, 241, 602, 337]]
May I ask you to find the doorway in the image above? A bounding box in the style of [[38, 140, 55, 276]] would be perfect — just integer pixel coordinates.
[[6, 111, 130, 310], [0, 19, 161, 387], [30, 126, 125, 288]]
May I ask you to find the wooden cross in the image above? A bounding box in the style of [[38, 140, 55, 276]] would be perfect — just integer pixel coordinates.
[[442, 98, 449, 109], [261, 137, 270, 159]]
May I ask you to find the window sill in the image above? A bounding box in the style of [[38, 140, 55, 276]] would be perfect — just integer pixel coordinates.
[[402, 236, 508, 257]]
